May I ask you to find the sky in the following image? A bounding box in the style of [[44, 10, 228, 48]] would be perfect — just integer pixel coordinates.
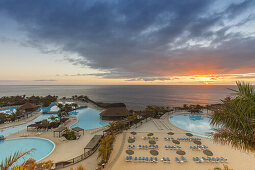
[[0, 0, 255, 85]]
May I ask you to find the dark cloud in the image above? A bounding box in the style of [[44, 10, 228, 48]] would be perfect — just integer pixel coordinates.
[[0, 0, 255, 80]]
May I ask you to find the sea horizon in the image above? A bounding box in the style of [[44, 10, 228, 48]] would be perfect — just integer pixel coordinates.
[[0, 85, 237, 110]]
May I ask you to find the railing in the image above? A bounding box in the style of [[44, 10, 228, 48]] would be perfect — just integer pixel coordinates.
[[55, 144, 99, 169]]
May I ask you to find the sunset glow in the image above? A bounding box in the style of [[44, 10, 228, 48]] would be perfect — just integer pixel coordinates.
[[0, 0, 255, 85]]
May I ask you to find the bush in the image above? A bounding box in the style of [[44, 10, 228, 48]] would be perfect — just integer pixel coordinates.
[[63, 129, 76, 140]]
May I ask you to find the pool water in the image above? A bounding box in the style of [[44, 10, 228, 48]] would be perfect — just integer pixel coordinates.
[[0, 137, 55, 163], [0, 107, 17, 114], [169, 114, 215, 137], [70, 108, 110, 130], [0, 114, 57, 137]]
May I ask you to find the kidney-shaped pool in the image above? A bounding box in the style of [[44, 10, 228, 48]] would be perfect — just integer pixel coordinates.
[[0, 137, 55, 163]]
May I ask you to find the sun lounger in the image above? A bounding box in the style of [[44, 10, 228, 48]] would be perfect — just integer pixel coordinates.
[[177, 146, 181, 149], [129, 156, 132, 161], [156, 137, 158, 140], [154, 157, 158, 162], [193, 157, 198, 162], [139, 157, 142, 161], [175, 157, 183, 163], [166, 157, 170, 163], [181, 156, 187, 162], [134, 157, 138, 162], [142, 157, 145, 162], [133, 145, 135, 148], [162, 157, 166, 162], [196, 157, 202, 163], [220, 157, 227, 162], [138, 145, 142, 149], [208, 157, 212, 162], [212, 157, 218, 162], [155, 145, 159, 149], [165, 145, 168, 150], [150, 157, 153, 162], [145, 145, 148, 149], [126, 156, 129, 161], [146, 157, 149, 162], [216, 157, 222, 162], [202, 157, 208, 162], [148, 137, 151, 140], [128, 145, 131, 149]]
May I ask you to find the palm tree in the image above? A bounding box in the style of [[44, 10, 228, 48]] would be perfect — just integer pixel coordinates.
[[98, 135, 114, 165], [0, 149, 34, 170], [210, 81, 255, 152]]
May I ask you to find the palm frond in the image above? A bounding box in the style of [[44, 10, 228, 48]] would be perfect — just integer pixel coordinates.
[[0, 148, 35, 170]]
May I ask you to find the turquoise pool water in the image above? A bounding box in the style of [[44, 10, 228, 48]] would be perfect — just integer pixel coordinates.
[[0, 114, 57, 137], [169, 114, 215, 137], [0, 107, 18, 114], [70, 108, 110, 130], [0, 137, 55, 163], [0, 107, 108, 137]]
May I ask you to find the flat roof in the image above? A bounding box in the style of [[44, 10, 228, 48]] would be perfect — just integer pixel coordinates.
[[84, 135, 102, 149], [54, 126, 67, 132]]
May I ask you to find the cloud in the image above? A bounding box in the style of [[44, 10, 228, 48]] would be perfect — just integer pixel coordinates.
[[0, 0, 255, 80]]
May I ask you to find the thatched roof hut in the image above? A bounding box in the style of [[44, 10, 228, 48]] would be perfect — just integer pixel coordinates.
[[18, 102, 38, 113], [100, 107, 130, 120]]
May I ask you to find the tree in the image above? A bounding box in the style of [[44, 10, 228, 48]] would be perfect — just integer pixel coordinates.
[[210, 81, 255, 152], [98, 134, 114, 165]]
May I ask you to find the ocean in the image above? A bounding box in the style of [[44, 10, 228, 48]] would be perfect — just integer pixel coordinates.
[[0, 85, 236, 110]]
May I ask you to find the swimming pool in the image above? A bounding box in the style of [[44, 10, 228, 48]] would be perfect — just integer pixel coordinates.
[[0, 114, 57, 137], [0, 107, 17, 114], [0, 102, 75, 114], [169, 114, 215, 137], [0, 137, 55, 164], [70, 108, 110, 130]]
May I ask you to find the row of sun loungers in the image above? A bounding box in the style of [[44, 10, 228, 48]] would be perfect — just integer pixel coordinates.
[[177, 138, 201, 141], [164, 137, 174, 141], [138, 145, 159, 149], [175, 156, 188, 163], [128, 136, 136, 139], [142, 136, 159, 140], [126, 156, 188, 163], [193, 156, 227, 163], [164, 145, 181, 150], [128, 145, 136, 149], [126, 156, 159, 162], [190, 145, 208, 150]]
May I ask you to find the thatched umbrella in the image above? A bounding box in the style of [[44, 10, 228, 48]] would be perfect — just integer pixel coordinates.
[[203, 150, 213, 156], [168, 132, 174, 135], [128, 139, 135, 143], [150, 150, 159, 156], [131, 132, 137, 135], [186, 133, 193, 137], [172, 140, 180, 144], [149, 140, 156, 145], [193, 140, 202, 145], [126, 150, 134, 155], [176, 150, 186, 155], [147, 133, 153, 136]]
